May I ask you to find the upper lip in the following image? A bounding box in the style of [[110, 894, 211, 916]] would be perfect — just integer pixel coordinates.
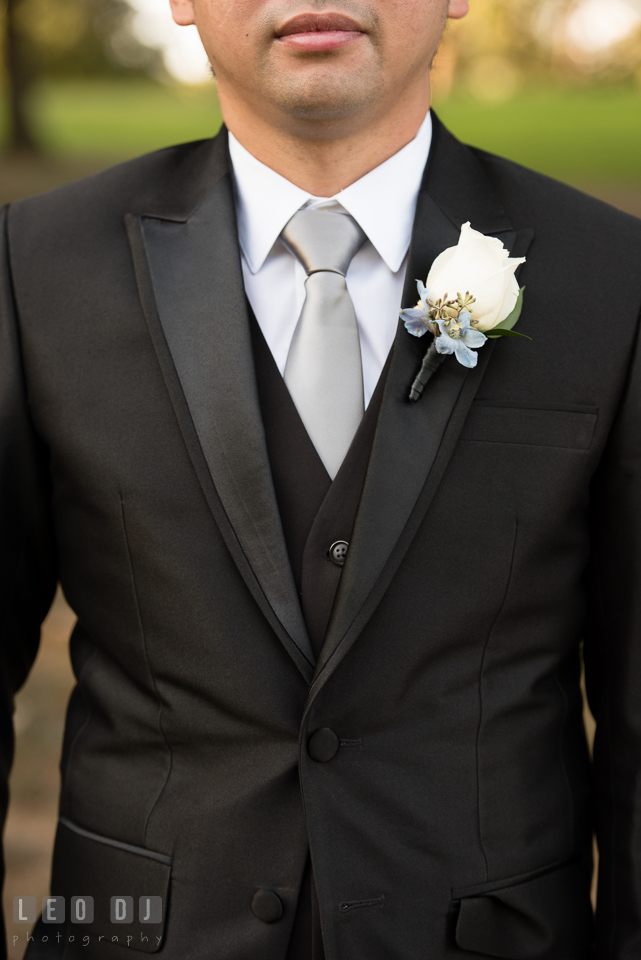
[[275, 12, 364, 37]]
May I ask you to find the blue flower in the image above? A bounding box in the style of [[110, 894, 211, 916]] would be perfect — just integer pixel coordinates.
[[401, 282, 433, 338], [401, 283, 488, 368], [402, 309, 431, 337], [434, 311, 487, 368]]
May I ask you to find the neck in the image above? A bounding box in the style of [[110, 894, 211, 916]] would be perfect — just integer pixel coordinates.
[[219, 87, 432, 197]]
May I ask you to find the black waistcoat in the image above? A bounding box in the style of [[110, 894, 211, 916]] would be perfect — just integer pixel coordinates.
[[250, 313, 390, 660]]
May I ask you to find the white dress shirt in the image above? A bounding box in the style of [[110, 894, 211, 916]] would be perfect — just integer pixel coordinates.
[[228, 112, 432, 408]]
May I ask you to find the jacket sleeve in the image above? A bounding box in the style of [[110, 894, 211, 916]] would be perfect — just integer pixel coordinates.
[[0, 204, 57, 956], [585, 309, 641, 959]]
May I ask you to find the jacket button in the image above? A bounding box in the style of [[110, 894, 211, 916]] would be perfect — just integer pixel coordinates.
[[251, 889, 283, 923], [308, 728, 340, 762], [328, 541, 349, 566]]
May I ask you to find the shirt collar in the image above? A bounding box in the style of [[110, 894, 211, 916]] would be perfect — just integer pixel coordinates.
[[229, 111, 432, 276]]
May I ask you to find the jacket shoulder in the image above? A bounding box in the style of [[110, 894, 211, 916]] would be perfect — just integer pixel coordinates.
[[7, 134, 226, 233], [472, 146, 641, 242]]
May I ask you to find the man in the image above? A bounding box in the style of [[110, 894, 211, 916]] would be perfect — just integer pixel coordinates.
[[2, 0, 641, 957]]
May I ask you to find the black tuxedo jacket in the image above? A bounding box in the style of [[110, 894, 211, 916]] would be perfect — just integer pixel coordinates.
[[2, 117, 641, 960]]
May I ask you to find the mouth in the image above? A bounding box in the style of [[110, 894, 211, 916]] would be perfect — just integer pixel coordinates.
[[275, 12, 365, 53]]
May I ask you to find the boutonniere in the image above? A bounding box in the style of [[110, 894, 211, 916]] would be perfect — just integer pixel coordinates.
[[400, 222, 528, 401]]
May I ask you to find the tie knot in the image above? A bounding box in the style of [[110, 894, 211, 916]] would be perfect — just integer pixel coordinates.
[[281, 201, 367, 277]]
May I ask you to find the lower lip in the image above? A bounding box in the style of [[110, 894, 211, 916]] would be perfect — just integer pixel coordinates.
[[276, 30, 364, 52]]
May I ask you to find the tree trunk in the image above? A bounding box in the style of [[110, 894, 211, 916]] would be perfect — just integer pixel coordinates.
[[4, 0, 39, 154]]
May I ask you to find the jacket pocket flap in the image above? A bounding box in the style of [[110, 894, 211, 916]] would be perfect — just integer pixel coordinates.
[[453, 858, 594, 959], [52, 818, 171, 954], [460, 404, 598, 450]]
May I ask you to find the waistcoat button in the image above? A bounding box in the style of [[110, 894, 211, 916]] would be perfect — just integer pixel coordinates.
[[308, 727, 340, 762], [328, 541, 349, 566], [251, 889, 283, 923]]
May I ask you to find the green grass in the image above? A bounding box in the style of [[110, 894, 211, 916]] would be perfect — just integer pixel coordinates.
[[2, 81, 640, 184], [436, 87, 641, 183], [27, 80, 223, 158]]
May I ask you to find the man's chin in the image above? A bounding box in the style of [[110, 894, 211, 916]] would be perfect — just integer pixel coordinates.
[[261, 65, 382, 130], [275, 97, 378, 133]]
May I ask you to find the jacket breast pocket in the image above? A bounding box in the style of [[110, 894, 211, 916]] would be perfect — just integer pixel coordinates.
[[51, 817, 171, 954], [452, 857, 594, 959], [460, 404, 598, 451]]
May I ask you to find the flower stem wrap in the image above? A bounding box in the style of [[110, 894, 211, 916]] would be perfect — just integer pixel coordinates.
[[409, 342, 447, 402]]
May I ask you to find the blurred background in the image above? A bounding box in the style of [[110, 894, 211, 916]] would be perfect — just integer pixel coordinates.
[[2, 0, 635, 954], [1, 0, 640, 206]]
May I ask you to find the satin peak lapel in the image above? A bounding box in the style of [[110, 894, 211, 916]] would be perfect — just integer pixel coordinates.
[[311, 117, 534, 692], [126, 133, 314, 676]]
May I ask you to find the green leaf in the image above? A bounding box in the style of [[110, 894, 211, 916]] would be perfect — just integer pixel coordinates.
[[485, 328, 532, 340], [489, 286, 525, 333]]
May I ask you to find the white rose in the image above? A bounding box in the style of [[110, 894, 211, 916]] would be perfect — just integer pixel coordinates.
[[426, 222, 525, 332]]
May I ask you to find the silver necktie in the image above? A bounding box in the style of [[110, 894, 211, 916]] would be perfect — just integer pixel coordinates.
[[281, 202, 367, 479]]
